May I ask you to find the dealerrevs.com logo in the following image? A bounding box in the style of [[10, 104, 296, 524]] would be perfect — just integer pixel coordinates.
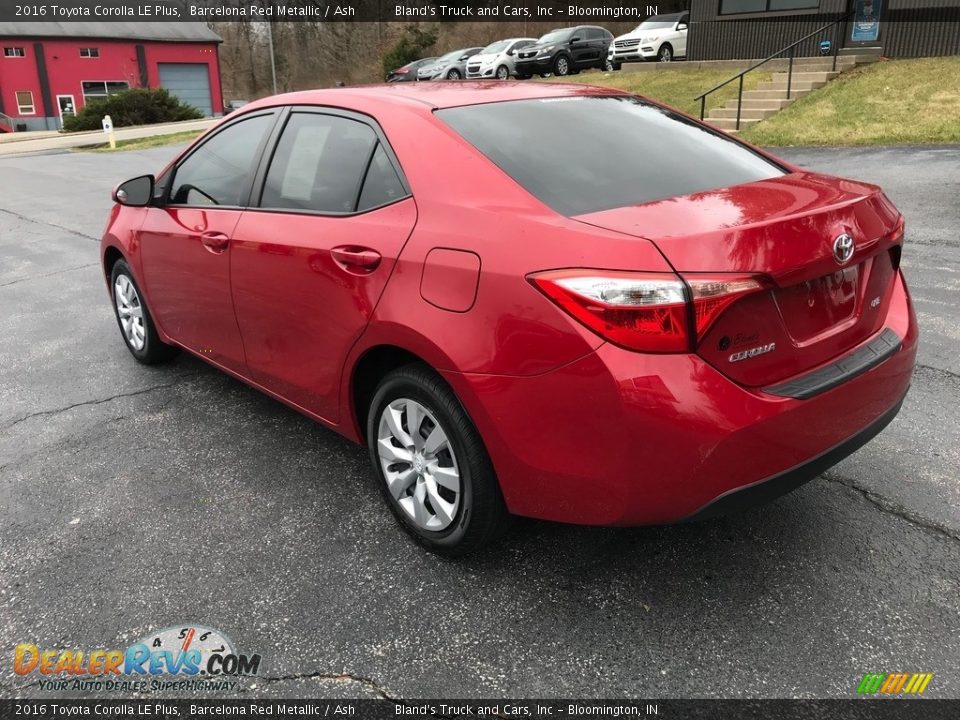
[[14, 624, 261, 693], [857, 672, 934, 695]]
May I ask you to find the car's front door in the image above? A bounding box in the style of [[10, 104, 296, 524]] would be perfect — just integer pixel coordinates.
[[675, 15, 689, 56], [230, 109, 416, 423], [138, 111, 278, 371]]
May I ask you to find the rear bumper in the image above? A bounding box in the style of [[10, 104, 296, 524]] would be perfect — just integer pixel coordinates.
[[442, 271, 917, 526], [685, 391, 905, 521]]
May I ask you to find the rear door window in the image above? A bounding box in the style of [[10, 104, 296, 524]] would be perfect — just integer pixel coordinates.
[[261, 112, 377, 214], [437, 96, 786, 216]]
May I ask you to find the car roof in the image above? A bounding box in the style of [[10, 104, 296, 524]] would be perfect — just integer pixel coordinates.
[[240, 82, 631, 114]]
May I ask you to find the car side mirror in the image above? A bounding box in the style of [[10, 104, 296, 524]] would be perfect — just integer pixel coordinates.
[[113, 174, 154, 207], [570, 37, 581, 43], [677, 23, 688, 31]]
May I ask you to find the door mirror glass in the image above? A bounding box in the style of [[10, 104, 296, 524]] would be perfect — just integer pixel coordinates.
[[677, 22, 688, 31], [570, 37, 581, 43], [113, 175, 154, 207]]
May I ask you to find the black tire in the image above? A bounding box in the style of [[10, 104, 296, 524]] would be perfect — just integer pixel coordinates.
[[495, 65, 510, 80], [109, 259, 178, 365], [516, 72, 532, 80], [613, 62, 622, 71], [367, 363, 509, 556], [553, 55, 571, 76], [446, 68, 462, 80], [658, 44, 673, 62]]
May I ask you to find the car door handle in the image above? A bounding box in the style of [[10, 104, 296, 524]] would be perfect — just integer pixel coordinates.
[[331, 246, 381, 272], [199, 231, 230, 253]]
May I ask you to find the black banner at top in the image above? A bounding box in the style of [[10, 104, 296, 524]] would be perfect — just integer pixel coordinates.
[[2, 1, 958, 24], [4, 0, 663, 23]]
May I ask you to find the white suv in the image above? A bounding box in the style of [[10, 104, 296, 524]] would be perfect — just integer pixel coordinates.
[[466, 38, 538, 80], [608, 12, 689, 67]]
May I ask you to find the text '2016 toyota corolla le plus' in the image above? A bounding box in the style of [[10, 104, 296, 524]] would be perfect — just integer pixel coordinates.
[[101, 83, 917, 555]]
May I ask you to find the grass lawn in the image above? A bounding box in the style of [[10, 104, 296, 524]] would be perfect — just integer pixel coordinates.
[[742, 57, 960, 146], [79, 130, 202, 153], [546, 67, 772, 117]]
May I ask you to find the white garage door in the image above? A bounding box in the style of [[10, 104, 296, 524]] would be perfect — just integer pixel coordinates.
[[158, 63, 213, 116]]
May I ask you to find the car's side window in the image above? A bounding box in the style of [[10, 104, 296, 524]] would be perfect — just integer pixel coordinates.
[[261, 112, 379, 214], [168, 114, 274, 207], [357, 143, 406, 212]]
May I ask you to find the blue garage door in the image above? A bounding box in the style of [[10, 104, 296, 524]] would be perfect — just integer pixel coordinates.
[[158, 63, 212, 116]]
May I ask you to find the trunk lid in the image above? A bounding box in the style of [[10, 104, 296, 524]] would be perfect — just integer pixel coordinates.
[[575, 172, 904, 386]]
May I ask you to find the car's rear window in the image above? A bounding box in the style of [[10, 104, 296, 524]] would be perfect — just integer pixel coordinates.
[[436, 96, 786, 216]]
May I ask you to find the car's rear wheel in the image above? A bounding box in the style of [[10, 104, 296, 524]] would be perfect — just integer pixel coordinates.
[[368, 364, 509, 555], [553, 55, 571, 76], [658, 44, 673, 62], [446, 68, 462, 80], [496, 65, 510, 80], [110, 259, 178, 364], [516, 72, 532, 80]]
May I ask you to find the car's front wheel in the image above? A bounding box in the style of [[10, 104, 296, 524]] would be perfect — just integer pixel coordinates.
[[446, 68, 462, 80], [110, 259, 178, 364], [553, 55, 571, 76], [496, 65, 510, 80], [368, 364, 509, 555], [658, 44, 673, 62]]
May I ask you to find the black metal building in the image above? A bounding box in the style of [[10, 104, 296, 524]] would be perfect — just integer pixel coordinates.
[[687, 0, 960, 59]]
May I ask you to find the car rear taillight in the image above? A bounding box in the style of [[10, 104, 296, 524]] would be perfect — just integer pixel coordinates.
[[529, 270, 766, 353]]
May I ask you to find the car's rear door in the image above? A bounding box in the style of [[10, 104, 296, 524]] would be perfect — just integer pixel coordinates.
[[138, 110, 278, 371], [229, 108, 416, 423]]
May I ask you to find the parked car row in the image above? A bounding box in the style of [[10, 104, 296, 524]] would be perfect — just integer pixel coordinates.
[[385, 12, 689, 83]]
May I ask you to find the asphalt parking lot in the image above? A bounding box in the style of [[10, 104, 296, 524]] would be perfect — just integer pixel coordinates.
[[1, 143, 958, 700]]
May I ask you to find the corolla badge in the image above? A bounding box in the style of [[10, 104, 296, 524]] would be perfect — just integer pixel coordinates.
[[729, 342, 776, 363], [833, 233, 855, 265]]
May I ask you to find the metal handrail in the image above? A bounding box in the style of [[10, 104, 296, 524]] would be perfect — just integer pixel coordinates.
[[694, 11, 854, 130], [0, 111, 15, 132]]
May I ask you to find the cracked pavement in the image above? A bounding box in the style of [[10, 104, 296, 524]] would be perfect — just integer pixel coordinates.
[[0, 144, 958, 700]]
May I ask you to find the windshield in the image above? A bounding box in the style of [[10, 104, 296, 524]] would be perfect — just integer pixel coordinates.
[[481, 40, 511, 54], [439, 50, 462, 62], [437, 97, 785, 216], [538, 30, 571, 44], [635, 20, 676, 31]]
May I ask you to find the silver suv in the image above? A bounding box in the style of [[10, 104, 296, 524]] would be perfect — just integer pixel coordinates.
[[466, 38, 538, 80]]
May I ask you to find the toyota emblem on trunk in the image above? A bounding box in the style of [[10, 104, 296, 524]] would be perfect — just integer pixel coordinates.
[[833, 233, 855, 264]]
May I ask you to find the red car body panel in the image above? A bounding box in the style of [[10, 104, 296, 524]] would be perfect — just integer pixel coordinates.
[[101, 82, 917, 526]]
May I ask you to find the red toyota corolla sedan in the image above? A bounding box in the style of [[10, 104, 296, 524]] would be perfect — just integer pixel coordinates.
[[101, 83, 917, 554]]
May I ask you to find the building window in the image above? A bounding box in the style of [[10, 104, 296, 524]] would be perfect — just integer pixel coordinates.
[[4, 47, 26, 57], [79, 48, 100, 58], [81, 81, 129, 104], [719, 0, 819, 14], [16, 91, 35, 115]]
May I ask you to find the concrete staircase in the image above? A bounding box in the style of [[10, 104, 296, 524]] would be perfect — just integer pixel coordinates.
[[705, 53, 880, 133]]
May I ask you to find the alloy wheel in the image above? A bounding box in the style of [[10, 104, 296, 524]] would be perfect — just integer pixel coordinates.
[[496, 66, 510, 80], [556, 57, 569, 75], [114, 274, 145, 351], [377, 398, 461, 531], [659, 46, 672, 62]]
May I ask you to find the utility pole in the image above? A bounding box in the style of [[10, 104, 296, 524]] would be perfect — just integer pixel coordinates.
[[267, 19, 278, 95]]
